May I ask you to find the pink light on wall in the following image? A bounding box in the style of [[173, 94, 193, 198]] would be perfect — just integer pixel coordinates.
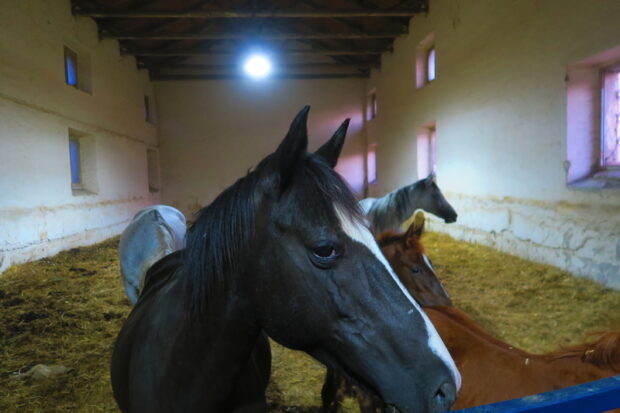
[[417, 125, 436, 178], [367, 143, 377, 184], [335, 154, 365, 195]]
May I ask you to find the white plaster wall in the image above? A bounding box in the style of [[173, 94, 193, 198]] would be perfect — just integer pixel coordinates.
[[368, 0, 620, 287], [156, 78, 367, 217], [0, 0, 159, 273]]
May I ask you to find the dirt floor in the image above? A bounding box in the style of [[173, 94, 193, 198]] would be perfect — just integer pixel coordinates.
[[1, 233, 619, 412]]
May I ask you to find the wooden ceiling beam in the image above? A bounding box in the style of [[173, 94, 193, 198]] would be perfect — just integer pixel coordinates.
[[75, 9, 420, 19], [148, 62, 378, 70], [152, 73, 370, 80], [104, 31, 404, 40], [124, 48, 389, 57]]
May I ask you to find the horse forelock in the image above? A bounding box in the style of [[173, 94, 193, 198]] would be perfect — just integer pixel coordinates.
[[292, 155, 363, 223]]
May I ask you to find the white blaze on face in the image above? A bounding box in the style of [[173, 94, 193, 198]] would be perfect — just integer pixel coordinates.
[[335, 207, 461, 390]]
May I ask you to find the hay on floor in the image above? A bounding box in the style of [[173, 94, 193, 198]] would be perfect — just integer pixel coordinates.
[[1, 232, 619, 412]]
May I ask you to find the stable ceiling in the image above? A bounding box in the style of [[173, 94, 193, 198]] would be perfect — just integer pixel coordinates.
[[71, 0, 428, 80]]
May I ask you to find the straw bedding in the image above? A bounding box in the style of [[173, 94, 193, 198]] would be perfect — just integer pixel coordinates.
[[1, 233, 618, 412]]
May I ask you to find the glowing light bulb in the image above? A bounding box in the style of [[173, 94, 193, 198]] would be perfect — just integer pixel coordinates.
[[243, 54, 272, 78]]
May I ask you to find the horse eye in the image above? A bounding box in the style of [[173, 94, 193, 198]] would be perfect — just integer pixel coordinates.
[[411, 266, 421, 274], [312, 246, 337, 259]]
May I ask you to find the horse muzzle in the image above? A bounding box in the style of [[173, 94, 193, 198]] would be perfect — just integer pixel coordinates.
[[443, 213, 457, 224], [383, 378, 457, 413]]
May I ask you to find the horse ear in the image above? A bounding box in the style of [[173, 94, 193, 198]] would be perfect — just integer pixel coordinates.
[[425, 172, 436, 185], [315, 118, 350, 168], [406, 211, 425, 243], [273, 106, 310, 189]]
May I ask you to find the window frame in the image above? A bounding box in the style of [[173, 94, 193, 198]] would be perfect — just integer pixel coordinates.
[[64, 46, 79, 88], [417, 123, 437, 179], [367, 90, 378, 121], [600, 62, 620, 170], [68, 137, 82, 190], [427, 47, 436, 83]]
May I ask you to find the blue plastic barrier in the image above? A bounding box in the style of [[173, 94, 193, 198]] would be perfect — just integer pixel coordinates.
[[454, 375, 620, 413]]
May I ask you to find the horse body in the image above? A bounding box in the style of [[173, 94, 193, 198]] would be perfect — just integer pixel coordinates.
[[426, 306, 620, 410], [119, 205, 186, 304], [114, 252, 271, 412], [360, 173, 457, 234], [111, 108, 460, 413], [323, 220, 620, 412]]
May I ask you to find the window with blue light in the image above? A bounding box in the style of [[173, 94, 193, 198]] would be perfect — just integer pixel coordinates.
[[69, 139, 81, 188], [64, 47, 78, 87]]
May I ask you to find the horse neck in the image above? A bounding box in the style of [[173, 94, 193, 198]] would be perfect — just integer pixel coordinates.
[[431, 307, 526, 353], [176, 277, 263, 399], [368, 183, 423, 232], [392, 182, 424, 222]]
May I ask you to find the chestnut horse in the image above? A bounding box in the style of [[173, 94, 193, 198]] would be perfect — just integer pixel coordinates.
[[426, 305, 620, 410], [323, 220, 620, 412]]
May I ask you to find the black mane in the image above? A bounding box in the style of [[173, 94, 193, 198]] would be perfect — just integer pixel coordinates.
[[182, 153, 362, 316]]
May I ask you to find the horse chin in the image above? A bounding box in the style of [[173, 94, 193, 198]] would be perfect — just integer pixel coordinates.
[[383, 403, 404, 413]]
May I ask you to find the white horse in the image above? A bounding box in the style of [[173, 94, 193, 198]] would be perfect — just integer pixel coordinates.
[[360, 173, 457, 234], [118, 205, 186, 305]]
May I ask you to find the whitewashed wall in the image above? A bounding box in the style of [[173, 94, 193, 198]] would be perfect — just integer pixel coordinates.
[[0, 0, 159, 273], [156, 78, 367, 217], [367, 0, 620, 287]]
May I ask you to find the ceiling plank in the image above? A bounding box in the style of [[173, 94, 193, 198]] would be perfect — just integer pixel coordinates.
[[150, 62, 378, 70], [104, 31, 404, 40], [75, 9, 420, 18], [152, 73, 370, 80], [125, 48, 390, 57]]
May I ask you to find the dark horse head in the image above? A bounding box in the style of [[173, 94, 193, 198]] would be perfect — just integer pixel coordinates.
[[112, 107, 460, 413], [417, 173, 458, 224], [378, 215, 453, 308]]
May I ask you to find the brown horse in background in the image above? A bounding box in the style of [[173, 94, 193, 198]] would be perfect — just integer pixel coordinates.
[[377, 218, 452, 308], [426, 306, 620, 410], [321, 217, 452, 413]]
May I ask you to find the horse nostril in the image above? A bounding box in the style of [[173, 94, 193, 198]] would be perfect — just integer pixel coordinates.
[[433, 381, 456, 411], [444, 214, 457, 224]]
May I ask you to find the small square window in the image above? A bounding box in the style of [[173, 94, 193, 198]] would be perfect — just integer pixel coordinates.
[[63, 45, 92, 93], [417, 124, 437, 178], [427, 47, 436, 82], [601, 67, 620, 168], [144, 95, 157, 124], [64, 47, 78, 87], [416, 33, 436, 89], [147, 148, 160, 193], [68, 129, 98, 195], [367, 91, 377, 121], [69, 138, 81, 189], [566, 48, 620, 188]]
